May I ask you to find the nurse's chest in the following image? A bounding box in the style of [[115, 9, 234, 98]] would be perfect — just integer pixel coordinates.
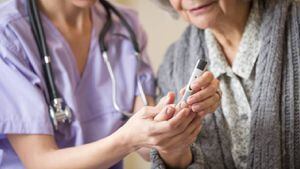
[[50, 37, 138, 122], [56, 24, 93, 76]]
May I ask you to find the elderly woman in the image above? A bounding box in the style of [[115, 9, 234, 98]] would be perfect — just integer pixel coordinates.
[[151, 0, 300, 169]]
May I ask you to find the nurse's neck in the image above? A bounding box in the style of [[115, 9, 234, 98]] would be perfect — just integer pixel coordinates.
[[38, 0, 92, 31], [37, 0, 93, 75]]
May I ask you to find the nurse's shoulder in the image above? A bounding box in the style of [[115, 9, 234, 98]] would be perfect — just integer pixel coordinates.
[[0, 0, 28, 28], [0, 0, 39, 84], [0, 0, 29, 54]]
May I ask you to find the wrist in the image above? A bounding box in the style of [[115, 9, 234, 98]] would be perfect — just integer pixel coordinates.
[[112, 127, 138, 154], [159, 147, 192, 169]]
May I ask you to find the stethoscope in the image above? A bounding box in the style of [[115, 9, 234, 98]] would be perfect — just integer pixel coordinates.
[[26, 0, 148, 130]]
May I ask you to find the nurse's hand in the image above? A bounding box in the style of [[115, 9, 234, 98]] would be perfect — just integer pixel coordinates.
[[185, 71, 221, 117]]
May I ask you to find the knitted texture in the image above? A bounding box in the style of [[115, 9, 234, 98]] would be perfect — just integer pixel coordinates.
[[152, 1, 300, 169]]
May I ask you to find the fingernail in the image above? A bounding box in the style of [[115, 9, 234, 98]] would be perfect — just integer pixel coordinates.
[[167, 107, 174, 116], [165, 107, 170, 114], [166, 107, 173, 116]]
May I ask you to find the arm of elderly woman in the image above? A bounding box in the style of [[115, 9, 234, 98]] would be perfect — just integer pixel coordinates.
[[153, 100, 201, 169], [150, 71, 220, 169], [134, 93, 197, 165]]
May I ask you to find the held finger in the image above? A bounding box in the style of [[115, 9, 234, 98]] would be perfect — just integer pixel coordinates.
[[176, 101, 189, 110], [175, 100, 190, 115], [180, 101, 189, 109], [154, 106, 176, 122]]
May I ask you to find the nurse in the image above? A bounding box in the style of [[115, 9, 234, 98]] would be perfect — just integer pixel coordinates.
[[0, 0, 220, 168]]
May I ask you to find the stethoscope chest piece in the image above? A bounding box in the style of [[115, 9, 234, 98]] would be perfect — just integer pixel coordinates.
[[49, 98, 72, 130], [27, 0, 147, 130]]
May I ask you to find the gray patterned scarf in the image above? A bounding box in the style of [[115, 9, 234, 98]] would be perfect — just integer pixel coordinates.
[[247, 1, 299, 168], [155, 1, 300, 168]]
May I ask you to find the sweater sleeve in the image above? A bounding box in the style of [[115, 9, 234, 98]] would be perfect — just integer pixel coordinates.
[[153, 40, 206, 169], [150, 144, 205, 169]]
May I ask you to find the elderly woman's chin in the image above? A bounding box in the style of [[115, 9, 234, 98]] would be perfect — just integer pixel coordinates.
[[71, 0, 98, 8], [187, 11, 219, 30], [182, 2, 220, 30]]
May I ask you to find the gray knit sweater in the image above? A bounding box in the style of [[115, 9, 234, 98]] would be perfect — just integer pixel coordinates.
[[151, 1, 300, 169]]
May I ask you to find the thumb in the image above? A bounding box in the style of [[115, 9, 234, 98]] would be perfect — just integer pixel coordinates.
[[156, 92, 176, 110], [138, 106, 159, 119]]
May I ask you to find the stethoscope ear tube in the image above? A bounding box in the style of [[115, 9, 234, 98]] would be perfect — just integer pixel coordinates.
[[27, 0, 43, 60], [99, 0, 112, 52], [102, 51, 133, 119], [102, 51, 148, 120], [27, 0, 58, 100], [135, 52, 148, 106], [99, 0, 140, 53], [99, 0, 148, 119]]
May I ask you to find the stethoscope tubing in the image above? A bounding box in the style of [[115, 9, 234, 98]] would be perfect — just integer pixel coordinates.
[[27, 0, 59, 101], [26, 0, 149, 128], [99, 0, 148, 116]]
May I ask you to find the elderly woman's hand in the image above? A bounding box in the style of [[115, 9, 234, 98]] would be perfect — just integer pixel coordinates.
[[153, 98, 202, 152], [185, 71, 221, 117], [153, 94, 202, 168]]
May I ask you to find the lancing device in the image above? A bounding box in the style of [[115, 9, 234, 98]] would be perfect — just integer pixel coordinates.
[[181, 59, 208, 102]]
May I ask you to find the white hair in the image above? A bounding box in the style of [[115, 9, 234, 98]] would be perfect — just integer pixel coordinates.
[[151, 0, 178, 18]]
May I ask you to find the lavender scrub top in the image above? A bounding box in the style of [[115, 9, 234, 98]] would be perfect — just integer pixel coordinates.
[[0, 0, 156, 168]]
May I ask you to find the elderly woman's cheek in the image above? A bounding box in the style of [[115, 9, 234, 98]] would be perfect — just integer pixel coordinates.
[[169, 0, 181, 11], [180, 11, 191, 22]]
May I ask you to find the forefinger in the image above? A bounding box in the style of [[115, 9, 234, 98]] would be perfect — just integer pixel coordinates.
[[191, 71, 214, 92]]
